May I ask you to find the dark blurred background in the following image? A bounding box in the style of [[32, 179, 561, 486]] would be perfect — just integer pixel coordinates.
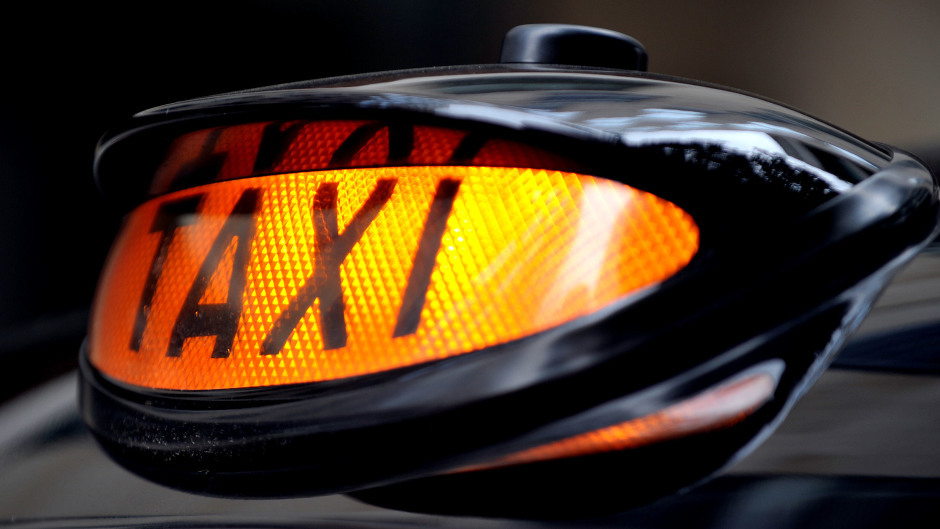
[[1, 0, 939, 400]]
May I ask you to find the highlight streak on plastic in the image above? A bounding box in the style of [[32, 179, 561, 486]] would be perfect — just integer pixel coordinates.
[[468, 372, 775, 470], [90, 166, 699, 390]]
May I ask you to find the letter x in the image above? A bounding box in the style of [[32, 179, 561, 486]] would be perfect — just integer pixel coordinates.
[[261, 179, 397, 354]]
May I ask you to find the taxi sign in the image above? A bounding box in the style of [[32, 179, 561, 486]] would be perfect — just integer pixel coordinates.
[[91, 159, 699, 390], [79, 24, 940, 518]]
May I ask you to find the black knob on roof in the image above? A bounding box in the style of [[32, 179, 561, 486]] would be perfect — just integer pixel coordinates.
[[500, 24, 648, 72]]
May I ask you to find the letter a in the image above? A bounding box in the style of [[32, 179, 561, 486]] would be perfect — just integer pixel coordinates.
[[166, 188, 262, 358]]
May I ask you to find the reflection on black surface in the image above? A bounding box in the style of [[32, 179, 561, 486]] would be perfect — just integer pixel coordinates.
[[602, 474, 940, 529], [2, 373, 940, 526], [771, 134, 874, 183], [835, 321, 940, 374]]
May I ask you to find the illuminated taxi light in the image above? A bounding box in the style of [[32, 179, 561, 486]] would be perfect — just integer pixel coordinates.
[[89, 166, 699, 390], [470, 372, 775, 470]]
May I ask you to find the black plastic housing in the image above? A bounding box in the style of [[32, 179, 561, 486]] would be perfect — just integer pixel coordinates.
[[81, 61, 940, 518]]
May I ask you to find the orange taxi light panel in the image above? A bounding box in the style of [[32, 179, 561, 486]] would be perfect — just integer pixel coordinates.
[[89, 166, 699, 390], [470, 372, 776, 471]]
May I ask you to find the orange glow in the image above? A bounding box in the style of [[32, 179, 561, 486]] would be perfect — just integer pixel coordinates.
[[148, 120, 580, 196], [467, 372, 775, 470], [90, 166, 699, 390]]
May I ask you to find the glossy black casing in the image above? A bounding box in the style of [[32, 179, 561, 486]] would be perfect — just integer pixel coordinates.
[[82, 64, 940, 517]]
